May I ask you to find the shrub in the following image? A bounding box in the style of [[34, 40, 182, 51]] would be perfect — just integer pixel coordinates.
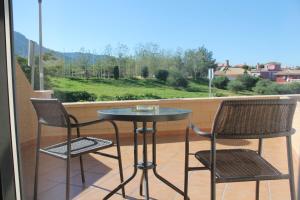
[[16, 56, 31, 81], [168, 70, 189, 88], [212, 76, 229, 89], [196, 77, 209, 84], [289, 82, 300, 94], [253, 80, 278, 95], [168, 71, 189, 88], [113, 66, 120, 79], [227, 80, 246, 92], [141, 66, 149, 78], [115, 94, 139, 100], [237, 75, 259, 90], [53, 90, 97, 102], [155, 69, 169, 82], [277, 82, 300, 94], [186, 86, 202, 92], [115, 93, 162, 100], [97, 95, 115, 101], [215, 92, 226, 97], [143, 93, 162, 99]]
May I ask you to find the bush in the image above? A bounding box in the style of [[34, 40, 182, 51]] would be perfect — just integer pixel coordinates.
[[16, 56, 31, 81], [115, 94, 139, 100], [253, 80, 278, 95], [237, 75, 259, 90], [113, 66, 120, 79], [212, 76, 229, 89], [97, 95, 115, 101], [141, 66, 149, 78], [168, 71, 189, 88], [115, 93, 162, 100], [186, 86, 202, 92], [155, 69, 169, 82], [277, 82, 300, 94], [215, 92, 226, 97], [53, 90, 97, 102], [196, 77, 209, 84], [227, 80, 246, 92]]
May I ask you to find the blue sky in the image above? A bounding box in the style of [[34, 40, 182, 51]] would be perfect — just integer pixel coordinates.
[[13, 0, 300, 66]]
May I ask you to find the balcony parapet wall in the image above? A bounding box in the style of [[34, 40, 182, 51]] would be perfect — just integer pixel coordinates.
[[15, 63, 300, 156]]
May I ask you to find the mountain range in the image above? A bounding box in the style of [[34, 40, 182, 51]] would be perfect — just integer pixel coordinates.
[[13, 31, 105, 61]]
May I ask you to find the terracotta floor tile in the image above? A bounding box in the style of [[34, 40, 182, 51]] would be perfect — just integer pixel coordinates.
[[20, 134, 298, 200]]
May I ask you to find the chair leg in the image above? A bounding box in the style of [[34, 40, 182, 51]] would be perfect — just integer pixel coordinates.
[[66, 127, 71, 200], [211, 172, 216, 200], [256, 138, 262, 200], [79, 156, 85, 184], [211, 137, 216, 200], [34, 124, 41, 200], [255, 181, 260, 200], [286, 136, 296, 200], [184, 126, 190, 200], [66, 157, 71, 200], [33, 149, 40, 200], [76, 126, 85, 184]]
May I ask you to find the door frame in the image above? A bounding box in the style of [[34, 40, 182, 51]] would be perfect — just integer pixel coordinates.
[[0, 0, 22, 199]]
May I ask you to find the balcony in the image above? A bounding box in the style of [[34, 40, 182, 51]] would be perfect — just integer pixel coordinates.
[[16, 66, 300, 200]]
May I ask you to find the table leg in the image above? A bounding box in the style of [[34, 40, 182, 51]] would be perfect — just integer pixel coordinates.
[[103, 122, 139, 200], [140, 171, 144, 196], [152, 122, 186, 197], [142, 121, 150, 199]]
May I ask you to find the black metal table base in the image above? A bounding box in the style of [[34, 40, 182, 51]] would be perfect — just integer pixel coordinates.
[[103, 121, 186, 200]]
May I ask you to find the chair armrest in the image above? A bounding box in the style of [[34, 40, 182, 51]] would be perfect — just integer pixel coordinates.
[[69, 114, 106, 128], [191, 124, 211, 138]]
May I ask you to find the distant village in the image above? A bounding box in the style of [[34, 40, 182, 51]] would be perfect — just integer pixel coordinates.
[[215, 60, 300, 84]]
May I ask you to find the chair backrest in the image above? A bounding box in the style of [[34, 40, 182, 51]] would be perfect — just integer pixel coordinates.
[[31, 98, 70, 127], [212, 98, 297, 139]]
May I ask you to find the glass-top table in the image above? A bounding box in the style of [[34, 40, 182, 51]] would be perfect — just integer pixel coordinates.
[[98, 107, 191, 200]]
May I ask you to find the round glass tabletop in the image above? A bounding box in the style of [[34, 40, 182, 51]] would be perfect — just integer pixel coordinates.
[[98, 107, 191, 122]]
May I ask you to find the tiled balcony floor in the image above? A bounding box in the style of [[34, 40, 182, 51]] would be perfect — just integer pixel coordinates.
[[21, 133, 298, 200]]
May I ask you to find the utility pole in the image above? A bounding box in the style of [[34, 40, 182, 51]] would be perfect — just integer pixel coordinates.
[[208, 68, 214, 97], [38, 0, 44, 90], [28, 40, 35, 89]]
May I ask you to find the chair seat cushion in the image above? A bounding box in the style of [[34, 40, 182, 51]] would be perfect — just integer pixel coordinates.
[[195, 149, 287, 182], [40, 137, 113, 159]]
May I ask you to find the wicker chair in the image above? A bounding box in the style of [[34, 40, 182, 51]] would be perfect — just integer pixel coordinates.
[[31, 98, 125, 200], [184, 98, 297, 200]]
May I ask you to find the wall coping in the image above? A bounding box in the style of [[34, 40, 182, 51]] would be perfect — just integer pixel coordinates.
[[63, 94, 300, 108]]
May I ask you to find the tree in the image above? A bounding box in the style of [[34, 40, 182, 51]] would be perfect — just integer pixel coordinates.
[[141, 66, 149, 78], [113, 66, 120, 80], [76, 47, 91, 79], [155, 69, 169, 82], [43, 52, 57, 61], [116, 43, 129, 77], [183, 46, 217, 80], [242, 64, 250, 73], [173, 48, 184, 72]]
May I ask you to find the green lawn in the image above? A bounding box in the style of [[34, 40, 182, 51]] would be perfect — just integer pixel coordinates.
[[48, 77, 255, 101]]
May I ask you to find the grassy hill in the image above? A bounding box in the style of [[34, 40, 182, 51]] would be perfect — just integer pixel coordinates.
[[48, 77, 255, 101]]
